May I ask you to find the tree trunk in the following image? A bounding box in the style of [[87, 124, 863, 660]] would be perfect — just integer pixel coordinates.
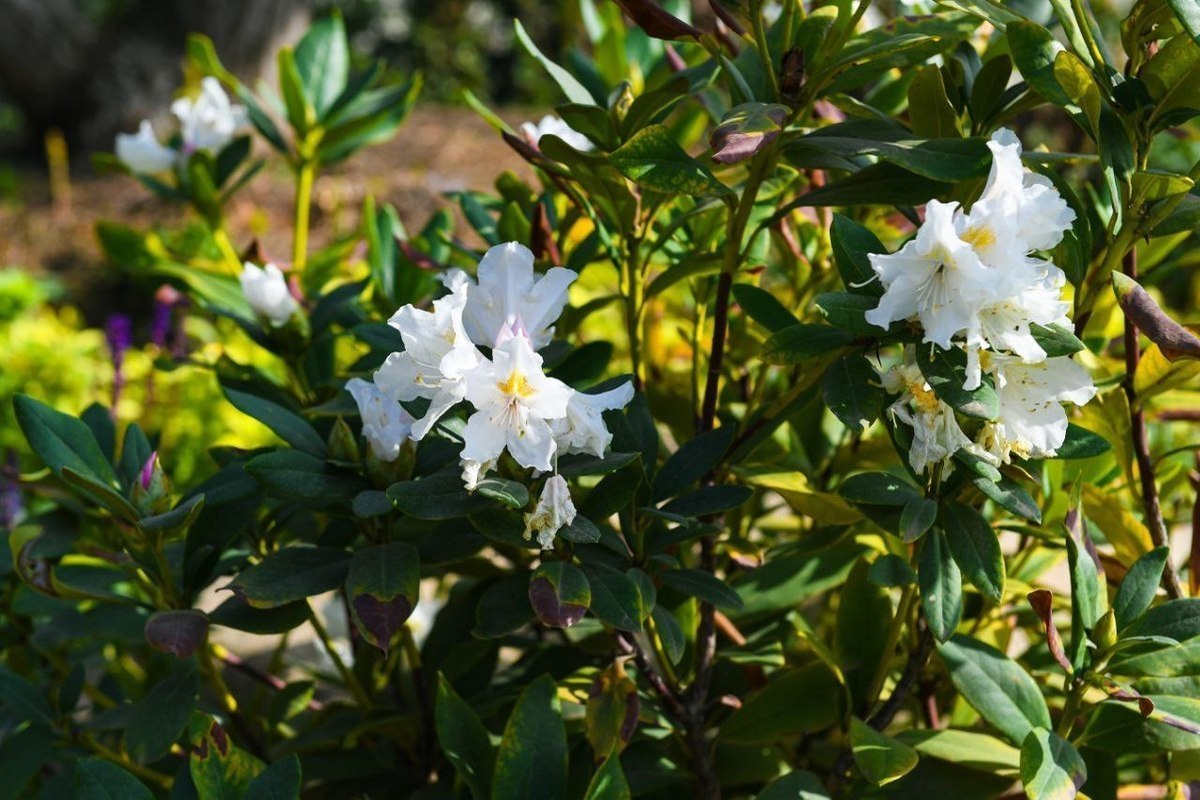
[[0, 0, 309, 157]]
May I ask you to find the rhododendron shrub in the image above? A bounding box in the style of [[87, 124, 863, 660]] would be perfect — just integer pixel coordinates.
[[6, 3, 1200, 799]]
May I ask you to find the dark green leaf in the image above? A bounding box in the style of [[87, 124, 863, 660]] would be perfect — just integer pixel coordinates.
[[830, 215, 887, 297], [900, 497, 938, 543], [224, 388, 326, 458], [610, 125, 731, 197], [492, 675, 568, 800], [840, 472, 922, 506], [938, 635, 1052, 744], [245, 450, 366, 509], [0, 666, 54, 727], [1007, 21, 1071, 106], [814, 292, 895, 335], [230, 547, 351, 609], [475, 478, 531, 510], [719, 664, 841, 744], [346, 542, 419, 654], [916, 346, 999, 420], [762, 324, 856, 364], [869, 554, 917, 587], [436, 676, 494, 800], [823, 351, 886, 432], [244, 755, 303, 800], [14, 394, 119, 487], [661, 485, 752, 517], [850, 717, 919, 785], [654, 426, 735, 501], [942, 502, 1005, 603], [1030, 323, 1085, 358], [475, 574, 534, 638], [584, 755, 630, 800], [659, 568, 743, 612], [294, 12, 349, 118], [209, 597, 311, 635], [1020, 728, 1087, 800], [74, 759, 154, 800], [580, 563, 642, 632], [920, 530, 963, 643], [125, 671, 199, 764], [388, 473, 497, 520], [732, 283, 799, 333], [1114, 547, 1170, 631]]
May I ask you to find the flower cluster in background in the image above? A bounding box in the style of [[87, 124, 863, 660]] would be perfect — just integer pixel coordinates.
[[869, 129, 1096, 474], [345, 242, 633, 548], [114, 77, 247, 175]]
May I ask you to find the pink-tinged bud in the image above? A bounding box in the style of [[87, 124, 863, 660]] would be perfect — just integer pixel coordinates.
[[141, 452, 158, 490]]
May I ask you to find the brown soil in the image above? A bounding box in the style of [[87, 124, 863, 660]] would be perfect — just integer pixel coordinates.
[[0, 106, 533, 306]]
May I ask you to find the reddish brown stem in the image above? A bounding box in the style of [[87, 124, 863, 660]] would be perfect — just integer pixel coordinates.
[[1121, 248, 1184, 599]]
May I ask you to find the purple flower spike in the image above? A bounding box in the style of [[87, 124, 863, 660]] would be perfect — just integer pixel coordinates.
[[105, 314, 133, 366], [1, 451, 22, 531]]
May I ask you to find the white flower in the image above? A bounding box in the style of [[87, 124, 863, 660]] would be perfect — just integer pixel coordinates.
[[460, 334, 573, 473], [375, 281, 481, 440], [974, 356, 1096, 464], [967, 129, 1075, 254], [239, 262, 299, 326], [172, 77, 247, 154], [865, 199, 998, 349], [454, 242, 577, 350], [345, 378, 414, 462], [550, 382, 635, 458], [115, 120, 176, 174], [523, 474, 576, 549], [883, 360, 974, 475], [520, 114, 594, 152]]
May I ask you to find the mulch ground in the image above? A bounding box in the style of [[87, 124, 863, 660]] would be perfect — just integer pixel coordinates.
[[0, 106, 533, 321]]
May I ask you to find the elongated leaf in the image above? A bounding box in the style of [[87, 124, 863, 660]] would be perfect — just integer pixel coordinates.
[[230, 547, 351, 609], [654, 425, 735, 500], [916, 346, 999, 420], [74, 759, 154, 800], [850, 717, 919, 785], [294, 12, 349, 118], [244, 755, 303, 800], [939, 635, 1052, 744], [762, 324, 856, 364], [920, 530, 963, 643], [659, 568, 743, 612], [732, 283, 799, 333], [830, 215, 887, 296], [584, 755, 630, 800], [125, 670, 199, 764], [388, 473, 497, 519], [1114, 547, 1170, 631], [580, 563, 642, 632], [942, 502, 1005, 603], [719, 664, 841, 744], [245, 450, 366, 509], [492, 676, 567, 800], [224, 388, 326, 458], [823, 351, 886, 432], [436, 676, 494, 800], [1020, 728, 1087, 800], [14, 394, 119, 487], [513, 19, 595, 105]]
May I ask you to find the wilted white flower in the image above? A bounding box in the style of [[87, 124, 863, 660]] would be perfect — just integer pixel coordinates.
[[239, 262, 299, 326], [460, 334, 573, 474], [520, 114, 594, 152], [882, 359, 974, 475], [975, 356, 1096, 464], [550, 382, 635, 458], [865, 199, 997, 349], [345, 378, 414, 461], [523, 474, 576, 549], [453, 242, 577, 349], [172, 77, 247, 155], [115, 120, 176, 174], [375, 281, 480, 440]]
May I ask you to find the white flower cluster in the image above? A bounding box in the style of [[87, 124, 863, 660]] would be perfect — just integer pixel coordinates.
[[115, 77, 248, 175], [867, 129, 1096, 474], [347, 242, 634, 549], [240, 262, 300, 327]]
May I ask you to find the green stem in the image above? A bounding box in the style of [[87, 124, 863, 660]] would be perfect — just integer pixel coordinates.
[[292, 158, 316, 273], [1057, 678, 1084, 737], [310, 607, 372, 709], [751, 0, 781, 100], [212, 225, 243, 275], [78, 732, 173, 789], [865, 581, 918, 713]]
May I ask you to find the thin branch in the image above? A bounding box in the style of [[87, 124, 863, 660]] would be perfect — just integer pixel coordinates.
[[1121, 248, 1184, 599]]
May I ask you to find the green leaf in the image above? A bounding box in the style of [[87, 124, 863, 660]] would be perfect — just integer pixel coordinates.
[[830, 215, 887, 296], [277, 47, 312, 134], [908, 65, 960, 138], [294, 12, 349, 119], [661, 485, 753, 517], [815, 292, 894, 335], [1007, 20, 1070, 106], [388, 472, 497, 519], [189, 716, 265, 798], [732, 283, 799, 333], [74, 759, 154, 800], [840, 472, 922, 506], [529, 561, 591, 628], [475, 573, 535, 638], [223, 388, 326, 458], [762, 324, 856, 364], [513, 19, 595, 105], [822, 351, 886, 432], [920, 530, 963, 643], [836, 562, 893, 709], [916, 346, 999, 420], [475, 478, 531, 510], [850, 717, 919, 785], [1030, 323, 1086, 358], [654, 425, 735, 500], [610, 125, 731, 197], [659, 568, 744, 612], [244, 450, 366, 509], [13, 394, 119, 487], [719, 663, 841, 744], [790, 127, 989, 181], [346, 542, 419, 654], [756, 771, 830, 799], [868, 554, 917, 587], [1168, 0, 1200, 42], [0, 666, 55, 727], [492, 675, 568, 800], [209, 597, 311, 635], [244, 755, 303, 800], [1123, 598, 1200, 642], [942, 502, 1005, 603], [584, 755, 630, 800], [230, 547, 351, 609], [900, 497, 938, 543], [125, 670, 199, 764], [939, 635, 1052, 744], [1049, 424, 1111, 459], [437, 676, 494, 800], [1113, 547, 1170, 631], [1020, 728, 1087, 800], [580, 563, 643, 632]]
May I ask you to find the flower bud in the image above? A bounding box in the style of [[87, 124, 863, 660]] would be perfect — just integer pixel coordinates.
[[1093, 608, 1118, 653], [327, 417, 361, 466], [131, 452, 172, 516]]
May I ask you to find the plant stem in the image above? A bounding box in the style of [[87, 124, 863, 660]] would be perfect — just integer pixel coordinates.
[[78, 731, 173, 789], [310, 607, 373, 708], [1121, 248, 1185, 599], [864, 581, 918, 715], [212, 225, 243, 275], [751, 0, 781, 100], [292, 158, 316, 273], [623, 239, 645, 391]]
